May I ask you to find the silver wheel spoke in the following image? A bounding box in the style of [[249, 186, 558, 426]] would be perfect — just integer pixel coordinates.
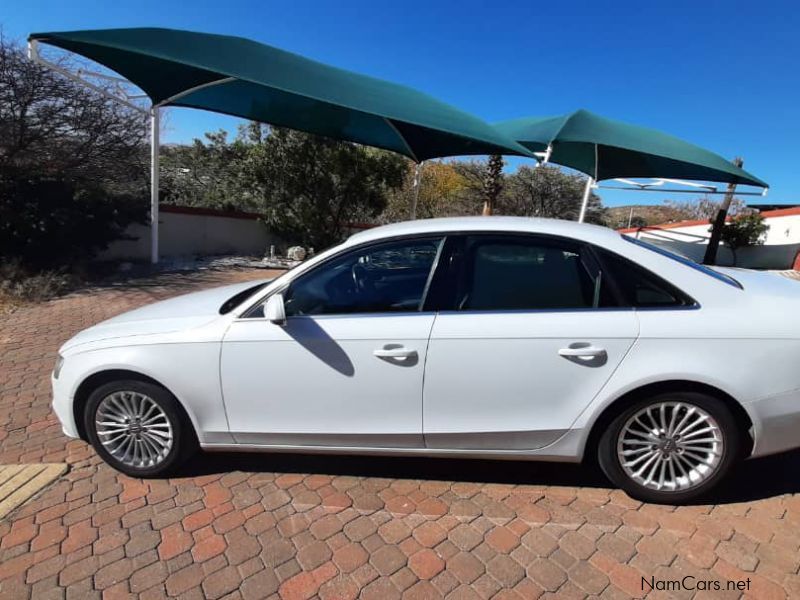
[[642, 454, 661, 486], [657, 458, 667, 490], [621, 439, 656, 447], [680, 445, 720, 454], [681, 426, 715, 440], [675, 417, 708, 437], [678, 437, 718, 444], [617, 401, 723, 493], [634, 452, 660, 477], [624, 449, 657, 468], [96, 391, 173, 469], [622, 447, 652, 456], [666, 402, 681, 436], [668, 457, 678, 489]]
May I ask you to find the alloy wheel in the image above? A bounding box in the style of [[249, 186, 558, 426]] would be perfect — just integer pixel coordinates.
[[95, 391, 174, 469], [616, 401, 724, 492]]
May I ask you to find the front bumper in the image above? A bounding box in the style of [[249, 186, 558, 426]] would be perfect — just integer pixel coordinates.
[[51, 372, 80, 439], [745, 387, 800, 457]]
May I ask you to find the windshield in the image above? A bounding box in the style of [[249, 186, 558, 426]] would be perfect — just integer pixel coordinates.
[[623, 236, 742, 289]]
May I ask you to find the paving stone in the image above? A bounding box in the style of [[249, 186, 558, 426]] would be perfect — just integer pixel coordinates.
[[486, 555, 525, 588], [447, 552, 485, 584], [370, 544, 407, 576], [0, 267, 798, 600], [409, 548, 445, 580]]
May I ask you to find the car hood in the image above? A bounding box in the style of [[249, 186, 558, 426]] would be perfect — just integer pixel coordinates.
[[60, 278, 272, 353]]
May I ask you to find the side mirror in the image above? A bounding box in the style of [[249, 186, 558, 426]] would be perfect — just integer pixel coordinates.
[[264, 293, 286, 325]]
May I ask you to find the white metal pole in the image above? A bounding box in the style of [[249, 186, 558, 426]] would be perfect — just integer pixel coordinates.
[[578, 176, 594, 223], [150, 107, 160, 264], [410, 161, 424, 220]]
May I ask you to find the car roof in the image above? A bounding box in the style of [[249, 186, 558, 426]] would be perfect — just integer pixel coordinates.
[[345, 216, 622, 247]]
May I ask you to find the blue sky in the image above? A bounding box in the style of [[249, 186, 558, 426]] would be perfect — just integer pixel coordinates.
[[4, 0, 798, 207]]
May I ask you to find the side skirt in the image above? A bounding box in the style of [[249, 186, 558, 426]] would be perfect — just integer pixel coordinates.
[[200, 430, 586, 463]]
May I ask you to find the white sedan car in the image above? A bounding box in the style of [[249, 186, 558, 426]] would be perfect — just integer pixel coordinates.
[[52, 217, 800, 503]]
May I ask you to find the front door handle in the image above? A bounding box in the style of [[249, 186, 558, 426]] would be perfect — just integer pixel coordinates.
[[558, 345, 606, 358], [374, 346, 417, 360]]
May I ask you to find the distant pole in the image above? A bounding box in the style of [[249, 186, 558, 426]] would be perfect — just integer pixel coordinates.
[[150, 107, 160, 264], [627, 206, 634, 228], [410, 161, 424, 220], [703, 156, 743, 265], [578, 177, 594, 223]]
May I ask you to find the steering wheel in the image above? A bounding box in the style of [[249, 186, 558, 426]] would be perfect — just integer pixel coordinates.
[[351, 263, 376, 296]]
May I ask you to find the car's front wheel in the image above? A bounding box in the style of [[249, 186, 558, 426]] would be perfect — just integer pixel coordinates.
[[598, 392, 740, 503], [84, 379, 197, 477]]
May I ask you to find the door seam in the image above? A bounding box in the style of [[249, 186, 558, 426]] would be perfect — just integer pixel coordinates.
[[420, 312, 438, 448]]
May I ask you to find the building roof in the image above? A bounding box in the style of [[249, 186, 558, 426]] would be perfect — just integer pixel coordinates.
[[617, 205, 800, 234]]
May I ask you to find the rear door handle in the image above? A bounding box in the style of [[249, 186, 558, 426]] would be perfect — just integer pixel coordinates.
[[374, 346, 417, 359], [558, 345, 606, 358]]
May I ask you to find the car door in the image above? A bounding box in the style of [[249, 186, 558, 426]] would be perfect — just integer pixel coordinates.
[[220, 235, 444, 448], [423, 233, 639, 450]]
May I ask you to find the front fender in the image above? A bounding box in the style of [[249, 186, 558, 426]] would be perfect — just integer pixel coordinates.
[[57, 343, 234, 445]]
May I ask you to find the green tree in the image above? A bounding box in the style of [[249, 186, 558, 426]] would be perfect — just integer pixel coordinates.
[[0, 34, 147, 189], [380, 160, 469, 222], [720, 212, 769, 264], [244, 127, 406, 248], [161, 130, 254, 211], [0, 176, 144, 268], [0, 34, 147, 268], [501, 165, 606, 224]]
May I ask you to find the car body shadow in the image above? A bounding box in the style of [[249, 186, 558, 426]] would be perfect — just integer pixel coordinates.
[[179, 446, 800, 504], [284, 317, 355, 376]]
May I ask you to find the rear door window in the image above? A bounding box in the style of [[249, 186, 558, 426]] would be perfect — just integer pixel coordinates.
[[455, 235, 611, 311], [595, 247, 695, 307]]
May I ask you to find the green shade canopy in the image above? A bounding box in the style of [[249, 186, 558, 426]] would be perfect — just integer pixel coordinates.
[[28, 27, 534, 162], [494, 109, 767, 188]]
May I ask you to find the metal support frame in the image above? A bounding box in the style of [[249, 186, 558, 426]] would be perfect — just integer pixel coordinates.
[[28, 40, 238, 264], [28, 40, 147, 113], [598, 178, 768, 196], [538, 143, 597, 223], [534, 140, 767, 219], [150, 108, 160, 264], [578, 177, 595, 223], [410, 161, 424, 220]]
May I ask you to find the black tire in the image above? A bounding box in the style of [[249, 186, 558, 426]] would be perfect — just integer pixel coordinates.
[[597, 392, 740, 504], [84, 379, 197, 478]]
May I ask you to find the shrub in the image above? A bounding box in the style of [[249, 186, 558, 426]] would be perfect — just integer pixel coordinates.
[[0, 174, 146, 269], [719, 212, 769, 263], [0, 259, 75, 304]]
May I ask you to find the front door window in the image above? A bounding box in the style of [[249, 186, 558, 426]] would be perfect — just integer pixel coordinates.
[[284, 237, 443, 316]]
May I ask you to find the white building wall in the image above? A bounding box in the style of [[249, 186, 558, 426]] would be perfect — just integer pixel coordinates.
[[765, 214, 800, 244], [100, 209, 279, 261], [621, 210, 800, 270]]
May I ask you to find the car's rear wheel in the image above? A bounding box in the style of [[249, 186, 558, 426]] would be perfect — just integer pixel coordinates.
[[597, 392, 740, 503], [84, 379, 197, 477]]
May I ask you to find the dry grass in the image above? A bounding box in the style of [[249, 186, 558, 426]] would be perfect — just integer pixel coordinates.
[[0, 260, 75, 313]]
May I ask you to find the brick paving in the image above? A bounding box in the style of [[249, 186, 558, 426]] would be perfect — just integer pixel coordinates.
[[1, 267, 800, 599]]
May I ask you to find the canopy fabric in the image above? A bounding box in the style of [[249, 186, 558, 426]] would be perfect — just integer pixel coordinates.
[[494, 109, 767, 188], [29, 28, 534, 162]]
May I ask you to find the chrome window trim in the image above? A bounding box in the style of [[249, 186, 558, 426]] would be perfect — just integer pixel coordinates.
[[623, 236, 743, 290]]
